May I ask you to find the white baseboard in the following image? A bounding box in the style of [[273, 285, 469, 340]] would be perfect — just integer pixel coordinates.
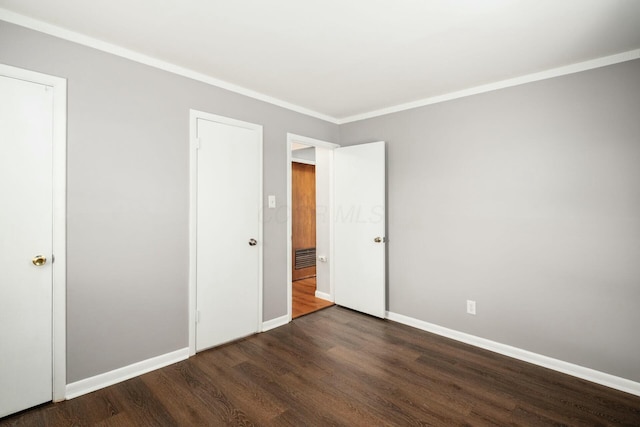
[[262, 314, 290, 332], [314, 290, 333, 302], [386, 311, 640, 397], [65, 347, 189, 399]]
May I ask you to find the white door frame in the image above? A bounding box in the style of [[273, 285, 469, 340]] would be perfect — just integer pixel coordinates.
[[188, 110, 264, 356], [286, 133, 339, 321], [0, 63, 67, 402]]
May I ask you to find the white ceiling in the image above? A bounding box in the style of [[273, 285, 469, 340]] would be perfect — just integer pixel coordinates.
[[1, 0, 640, 122]]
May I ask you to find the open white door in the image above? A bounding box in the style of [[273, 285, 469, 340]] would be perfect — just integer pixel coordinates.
[[334, 141, 386, 318]]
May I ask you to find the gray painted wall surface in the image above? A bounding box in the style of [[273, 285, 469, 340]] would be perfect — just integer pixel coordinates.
[[315, 147, 332, 296], [291, 146, 315, 162], [2, 18, 639, 387], [0, 21, 338, 383], [340, 59, 640, 382]]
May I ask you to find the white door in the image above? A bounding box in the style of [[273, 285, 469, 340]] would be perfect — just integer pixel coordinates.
[[194, 114, 262, 351], [0, 75, 54, 417], [334, 141, 386, 318]]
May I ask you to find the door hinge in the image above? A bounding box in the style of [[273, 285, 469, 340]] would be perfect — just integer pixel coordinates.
[[195, 138, 201, 150], [52, 254, 55, 263]]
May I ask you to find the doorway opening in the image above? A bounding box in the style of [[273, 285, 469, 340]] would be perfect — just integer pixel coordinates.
[[292, 277, 333, 318], [291, 149, 331, 318], [287, 134, 339, 320]]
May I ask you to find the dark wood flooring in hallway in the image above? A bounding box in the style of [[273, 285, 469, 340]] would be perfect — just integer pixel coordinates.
[[2, 306, 639, 426]]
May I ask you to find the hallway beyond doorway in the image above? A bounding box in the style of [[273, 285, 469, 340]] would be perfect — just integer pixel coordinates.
[[292, 277, 333, 319]]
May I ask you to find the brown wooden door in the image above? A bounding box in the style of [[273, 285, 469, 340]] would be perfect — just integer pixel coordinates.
[[292, 162, 316, 281]]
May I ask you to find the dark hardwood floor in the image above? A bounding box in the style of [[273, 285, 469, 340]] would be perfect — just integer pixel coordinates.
[[292, 277, 334, 319], [2, 306, 639, 426]]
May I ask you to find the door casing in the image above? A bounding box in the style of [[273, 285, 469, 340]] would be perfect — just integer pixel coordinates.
[[0, 63, 67, 402], [188, 109, 263, 355]]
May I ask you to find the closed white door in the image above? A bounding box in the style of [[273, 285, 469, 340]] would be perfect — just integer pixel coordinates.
[[194, 114, 262, 351], [0, 75, 53, 417], [334, 141, 386, 318]]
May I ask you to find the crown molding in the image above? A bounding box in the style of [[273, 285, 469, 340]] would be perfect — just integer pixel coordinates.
[[338, 49, 640, 124], [0, 8, 340, 124], [2, 8, 638, 126]]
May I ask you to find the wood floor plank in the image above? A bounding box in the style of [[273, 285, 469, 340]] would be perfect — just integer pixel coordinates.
[[92, 412, 138, 427], [276, 370, 391, 427], [255, 329, 337, 380], [232, 361, 345, 425], [162, 360, 255, 426], [2, 306, 639, 426], [193, 352, 286, 422], [323, 347, 469, 425], [199, 339, 251, 368], [139, 367, 222, 426], [328, 341, 477, 418], [0, 407, 45, 427], [111, 377, 178, 426]]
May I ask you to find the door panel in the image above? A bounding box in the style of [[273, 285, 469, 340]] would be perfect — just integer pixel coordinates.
[[292, 162, 316, 281], [0, 75, 53, 417], [334, 141, 386, 318], [195, 117, 261, 351]]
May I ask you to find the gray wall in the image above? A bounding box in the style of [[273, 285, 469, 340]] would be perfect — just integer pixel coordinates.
[[340, 59, 640, 382], [291, 146, 315, 162], [315, 147, 332, 296], [0, 21, 338, 383], [2, 18, 639, 387]]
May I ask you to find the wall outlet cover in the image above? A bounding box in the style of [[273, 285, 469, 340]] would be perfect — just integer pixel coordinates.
[[467, 300, 476, 315]]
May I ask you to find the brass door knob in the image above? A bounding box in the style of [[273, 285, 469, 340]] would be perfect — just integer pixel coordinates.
[[374, 237, 386, 243], [248, 239, 257, 246], [32, 255, 47, 266]]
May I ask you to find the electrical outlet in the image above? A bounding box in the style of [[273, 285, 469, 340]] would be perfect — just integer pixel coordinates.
[[466, 300, 476, 315]]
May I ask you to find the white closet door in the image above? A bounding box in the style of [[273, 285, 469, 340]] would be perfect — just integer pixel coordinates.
[[195, 115, 262, 351], [0, 74, 54, 417]]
